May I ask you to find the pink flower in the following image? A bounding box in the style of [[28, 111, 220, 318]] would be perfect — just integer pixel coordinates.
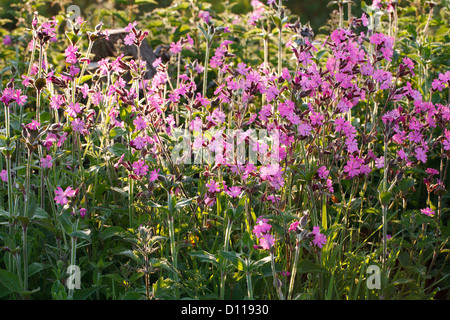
[[132, 136, 147, 150], [66, 102, 81, 117], [402, 57, 414, 75], [337, 98, 352, 113], [298, 121, 312, 137], [22, 75, 32, 87], [288, 221, 299, 233], [426, 168, 439, 176], [206, 109, 226, 125], [26, 120, 41, 130], [40, 155, 53, 169], [432, 79, 444, 91], [334, 117, 347, 132], [375, 156, 384, 169], [132, 160, 149, 176], [415, 147, 427, 163], [370, 33, 386, 46], [398, 149, 408, 160], [204, 196, 216, 207], [311, 227, 327, 248], [361, 13, 369, 27], [278, 100, 295, 118], [69, 65, 80, 77], [439, 71, 450, 83], [50, 94, 65, 110], [149, 169, 159, 182], [170, 41, 182, 54], [281, 67, 291, 80], [124, 32, 136, 46], [79, 208, 87, 218], [125, 21, 138, 32], [3, 35, 11, 46], [420, 207, 435, 217], [226, 186, 241, 198], [71, 118, 85, 133], [443, 137, 450, 151], [152, 57, 162, 68], [133, 116, 148, 131], [253, 218, 272, 238], [0, 170, 7, 182], [64, 45, 78, 64], [206, 179, 220, 193], [259, 233, 275, 250], [343, 157, 361, 178], [54, 186, 77, 205], [317, 166, 329, 179], [236, 62, 248, 75], [198, 10, 211, 23]]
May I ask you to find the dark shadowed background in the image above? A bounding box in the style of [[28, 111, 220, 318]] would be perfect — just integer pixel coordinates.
[[0, 0, 364, 34]]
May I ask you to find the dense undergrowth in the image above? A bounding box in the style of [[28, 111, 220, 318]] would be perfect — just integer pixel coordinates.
[[0, 0, 449, 300]]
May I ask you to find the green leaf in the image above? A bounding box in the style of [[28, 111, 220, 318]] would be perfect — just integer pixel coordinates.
[[168, 192, 176, 214], [296, 260, 329, 274], [406, 25, 418, 40], [272, 15, 282, 28], [218, 250, 246, 271], [65, 31, 80, 46], [69, 229, 91, 241], [397, 178, 415, 192], [32, 207, 50, 220], [51, 280, 67, 300], [0, 269, 21, 293], [58, 211, 73, 235], [100, 226, 124, 241], [175, 198, 193, 210], [241, 231, 254, 250], [119, 250, 142, 263], [109, 127, 128, 140], [107, 143, 128, 158], [379, 190, 392, 206], [28, 262, 46, 277], [234, 196, 246, 219], [110, 187, 128, 198], [78, 75, 92, 84], [73, 285, 102, 300], [361, 1, 374, 14], [189, 251, 219, 266], [322, 197, 328, 231], [0, 282, 11, 299], [0, 207, 10, 217], [249, 256, 271, 271]]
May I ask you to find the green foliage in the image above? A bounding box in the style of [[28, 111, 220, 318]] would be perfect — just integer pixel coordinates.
[[0, 0, 448, 301]]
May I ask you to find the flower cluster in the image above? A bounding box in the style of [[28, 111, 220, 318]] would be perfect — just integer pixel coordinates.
[[253, 218, 275, 250]]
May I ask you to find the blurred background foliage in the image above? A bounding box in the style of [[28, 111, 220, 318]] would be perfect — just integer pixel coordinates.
[[0, 0, 363, 34]]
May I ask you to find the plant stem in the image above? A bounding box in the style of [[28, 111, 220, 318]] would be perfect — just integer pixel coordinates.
[[22, 225, 28, 293], [128, 132, 134, 228], [202, 41, 211, 98], [24, 147, 32, 219], [168, 214, 179, 299], [287, 238, 300, 300], [4, 105, 13, 221], [270, 251, 284, 300], [245, 268, 254, 299], [77, 39, 94, 85], [68, 235, 77, 299]]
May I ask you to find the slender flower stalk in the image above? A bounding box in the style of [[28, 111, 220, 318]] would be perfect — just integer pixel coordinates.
[[287, 238, 300, 300], [270, 250, 284, 300], [202, 41, 211, 98]]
